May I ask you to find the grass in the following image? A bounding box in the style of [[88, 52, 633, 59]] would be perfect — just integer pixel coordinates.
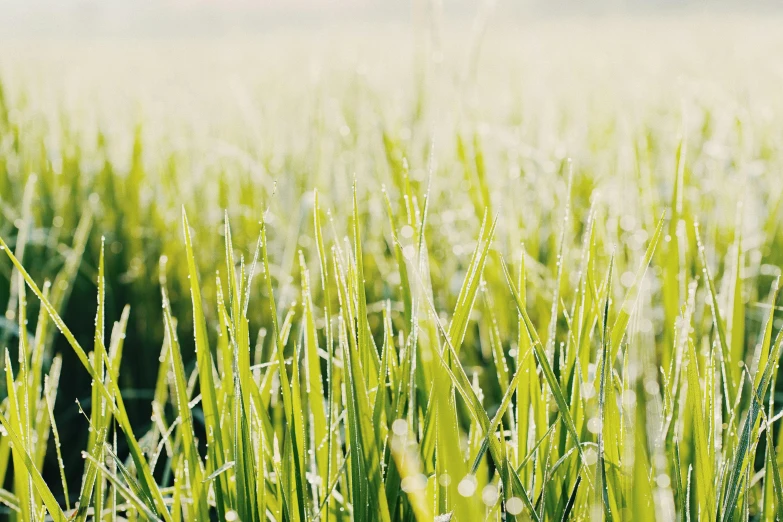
[[1, 17, 783, 521]]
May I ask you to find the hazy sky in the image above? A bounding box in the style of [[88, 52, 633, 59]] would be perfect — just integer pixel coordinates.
[[2, 0, 780, 41]]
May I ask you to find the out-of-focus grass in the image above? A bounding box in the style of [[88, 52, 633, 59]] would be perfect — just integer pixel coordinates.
[[1, 16, 783, 520]]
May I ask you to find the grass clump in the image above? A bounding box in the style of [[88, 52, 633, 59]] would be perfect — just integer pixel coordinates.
[[1, 20, 783, 521]]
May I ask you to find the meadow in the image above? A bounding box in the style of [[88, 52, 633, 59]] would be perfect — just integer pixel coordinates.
[[1, 15, 783, 521]]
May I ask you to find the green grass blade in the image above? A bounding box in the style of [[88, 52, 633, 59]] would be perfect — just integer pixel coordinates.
[[609, 213, 664, 357], [181, 210, 229, 513], [0, 235, 173, 522], [501, 257, 586, 464], [0, 409, 66, 522]]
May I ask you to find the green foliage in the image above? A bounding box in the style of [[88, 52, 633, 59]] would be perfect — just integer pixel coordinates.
[[1, 25, 783, 521]]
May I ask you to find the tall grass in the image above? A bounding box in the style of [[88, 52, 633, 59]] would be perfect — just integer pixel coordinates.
[[1, 20, 783, 521]]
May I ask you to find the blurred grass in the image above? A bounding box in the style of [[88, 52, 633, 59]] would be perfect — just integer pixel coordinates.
[[0, 16, 783, 520]]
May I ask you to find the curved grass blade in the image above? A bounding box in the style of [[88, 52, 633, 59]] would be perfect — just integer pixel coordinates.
[[609, 213, 664, 358], [0, 410, 66, 522], [181, 210, 230, 516], [560, 475, 581, 522], [685, 337, 715, 521], [722, 284, 783, 521], [695, 223, 736, 408], [0, 235, 173, 522], [501, 257, 586, 464]]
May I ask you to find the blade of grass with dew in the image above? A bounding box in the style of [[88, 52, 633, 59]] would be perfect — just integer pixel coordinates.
[[501, 257, 586, 466], [124, 410, 162, 510], [728, 206, 744, 391], [721, 326, 783, 521], [47, 210, 93, 335], [216, 281, 262, 522], [382, 188, 413, 330], [0, 355, 65, 522], [408, 254, 542, 521], [448, 212, 495, 355], [753, 278, 779, 391], [352, 185, 381, 386], [5, 347, 33, 522], [515, 247, 532, 465], [43, 359, 69, 513], [1, 173, 36, 348], [597, 256, 615, 521], [290, 342, 309, 518], [224, 218, 263, 522], [351, 185, 394, 515], [762, 404, 783, 521], [327, 192, 392, 521], [82, 453, 163, 522], [161, 283, 210, 521], [483, 288, 510, 398], [389, 431, 433, 521], [171, 460, 183, 522], [299, 251, 329, 505], [0, 235, 173, 522], [545, 164, 572, 370], [468, 330, 540, 476], [632, 388, 656, 522], [762, 286, 783, 522], [427, 213, 496, 518], [85, 239, 110, 522], [106, 305, 130, 522], [609, 214, 664, 360], [685, 337, 716, 521], [566, 204, 596, 400], [420, 211, 483, 474], [314, 191, 340, 522], [181, 210, 231, 516], [14, 268, 39, 522], [259, 217, 308, 522], [371, 304, 392, 447], [560, 475, 582, 522], [695, 223, 737, 410], [29, 280, 51, 469], [334, 312, 366, 519], [514, 247, 547, 492], [73, 416, 106, 522], [0, 488, 20, 514], [661, 139, 685, 373]]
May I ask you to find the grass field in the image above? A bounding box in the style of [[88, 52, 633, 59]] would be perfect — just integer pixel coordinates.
[[1, 14, 783, 521]]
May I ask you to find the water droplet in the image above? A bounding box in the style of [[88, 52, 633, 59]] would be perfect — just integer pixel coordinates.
[[458, 475, 477, 497], [506, 497, 524, 515]]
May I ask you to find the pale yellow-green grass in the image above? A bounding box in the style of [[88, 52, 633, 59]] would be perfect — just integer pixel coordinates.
[[0, 16, 783, 521]]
